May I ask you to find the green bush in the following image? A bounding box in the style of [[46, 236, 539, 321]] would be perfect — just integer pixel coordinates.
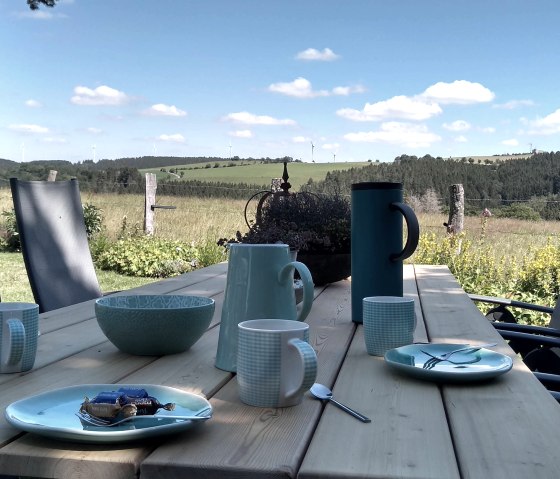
[[412, 232, 559, 326], [494, 203, 540, 221], [96, 236, 200, 277]]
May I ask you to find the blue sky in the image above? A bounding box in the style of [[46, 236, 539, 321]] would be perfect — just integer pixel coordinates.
[[2, 0, 560, 163]]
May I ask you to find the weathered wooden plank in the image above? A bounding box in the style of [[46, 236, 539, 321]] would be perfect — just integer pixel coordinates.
[[415, 265, 560, 479], [140, 281, 355, 479], [299, 265, 459, 479]]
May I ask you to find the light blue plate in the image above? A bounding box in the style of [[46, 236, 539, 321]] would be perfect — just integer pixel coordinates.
[[384, 343, 513, 383], [5, 384, 212, 443]]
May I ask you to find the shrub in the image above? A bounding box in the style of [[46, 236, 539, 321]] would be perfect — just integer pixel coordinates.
[[412, 231, 559, 326], [96, 236, 200, 277]]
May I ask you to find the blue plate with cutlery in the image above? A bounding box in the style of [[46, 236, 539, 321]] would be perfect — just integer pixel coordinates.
[[5, 384, 212, 443], [384, 343, 513, 382]]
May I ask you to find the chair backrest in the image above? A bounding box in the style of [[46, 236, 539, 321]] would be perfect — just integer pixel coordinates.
[[10, 178, 102, 313]]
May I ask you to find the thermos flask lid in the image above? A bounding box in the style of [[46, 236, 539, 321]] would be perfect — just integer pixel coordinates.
[[351, 182, 402, 190]]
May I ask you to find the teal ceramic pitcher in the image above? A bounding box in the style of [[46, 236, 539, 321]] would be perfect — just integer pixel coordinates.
[[351, 182, 419, 323], [215, 244, 314, 372]]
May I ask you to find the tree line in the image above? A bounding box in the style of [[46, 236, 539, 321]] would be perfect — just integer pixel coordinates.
[[3, 152, 560, 217]]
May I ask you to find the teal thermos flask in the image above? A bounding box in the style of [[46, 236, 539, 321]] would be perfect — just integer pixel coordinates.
[[351, 182, 420, 323]]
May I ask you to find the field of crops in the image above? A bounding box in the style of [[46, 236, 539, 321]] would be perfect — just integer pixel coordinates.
[[141, 160, 370, 189]]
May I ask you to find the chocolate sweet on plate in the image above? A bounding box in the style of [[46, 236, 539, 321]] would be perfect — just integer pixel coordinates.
[[79, 387, 175, 422]]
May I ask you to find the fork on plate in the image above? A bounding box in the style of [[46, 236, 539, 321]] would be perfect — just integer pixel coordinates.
[[76, 407, 212, 427], [420, 343, 496, 370]]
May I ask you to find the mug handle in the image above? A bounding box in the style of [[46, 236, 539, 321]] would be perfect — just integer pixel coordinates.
[[278, 261, 314, 322], [389, 202, 420, 262], [284, 338, 318, 401], [6, 318, 26, 366]]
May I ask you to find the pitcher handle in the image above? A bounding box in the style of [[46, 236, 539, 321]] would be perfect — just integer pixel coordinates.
[[278, 261, 314, 322], [389, 202, 420, 262]]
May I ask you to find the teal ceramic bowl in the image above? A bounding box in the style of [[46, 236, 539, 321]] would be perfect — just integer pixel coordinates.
[[95, 295, 215, 356]]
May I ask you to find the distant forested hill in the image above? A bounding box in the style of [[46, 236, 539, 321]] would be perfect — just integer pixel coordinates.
[[302, 152, 560, 218], [2, 153, 560, 218]]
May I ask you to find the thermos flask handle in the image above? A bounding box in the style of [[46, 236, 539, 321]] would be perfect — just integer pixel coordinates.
[[389, 202, 420, 262]]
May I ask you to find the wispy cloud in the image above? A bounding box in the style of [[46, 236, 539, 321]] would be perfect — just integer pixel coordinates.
[[337, 96, 442, 122], [157, 134, 185, 143], [144, 103, 187, 116], [71, 85, 130, 106], [25, 99, 42, 108], [268, 77, 364, 98], [229, 130, 253, 138], [292, 136, 311, 143], [223, 111, 296, 126], [87, 127, 103, 134], [493, 99, 535, 110], [527, 108, 560, 134], [442, 120, 471, 132], [8, 124, 49, 134], [421, 80, 495, 104], [295, 48, 339, 61], [344, 122, 441, 148], [322, 143, 340, 151], [14, 11, 67, 20], [455, 135, 468, 143]]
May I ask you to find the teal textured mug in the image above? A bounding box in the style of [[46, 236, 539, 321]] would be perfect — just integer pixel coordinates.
[[0, 303, 39, 373], [215, 244, 314, 372], [351, 182, 419, 323], [363, 296, 416, 356], [237, 319, 317, 407]]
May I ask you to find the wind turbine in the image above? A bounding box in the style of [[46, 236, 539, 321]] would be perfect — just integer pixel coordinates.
[[229, 141, 232, 160], [92, 144, 96, 162], [311, 141, 315, 163]]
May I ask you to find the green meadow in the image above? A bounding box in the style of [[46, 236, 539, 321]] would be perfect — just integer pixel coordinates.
[[141, 160, 370, 189]]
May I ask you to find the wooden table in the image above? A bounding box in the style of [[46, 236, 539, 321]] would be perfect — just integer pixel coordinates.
[[0, 264, 559, 479]]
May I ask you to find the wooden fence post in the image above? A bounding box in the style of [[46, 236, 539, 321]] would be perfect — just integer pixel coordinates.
[[444, 184, 464, 235], [144, 173, 157, 235]]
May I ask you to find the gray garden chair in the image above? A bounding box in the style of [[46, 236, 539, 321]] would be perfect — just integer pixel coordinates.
[[470, 293, 560, 401], [10, 178, 102, 313]]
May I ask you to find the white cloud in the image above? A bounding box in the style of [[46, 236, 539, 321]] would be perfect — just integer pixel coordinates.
[[224, 111, 296, 126], [25, 99, 42, 108], [443, 120, 471, 132], [71, 85, 130, 106], [332, 85, 366, 96], [337, 95, 442, 122], [144, 103, 187, 117], [9, 124, 49, 134], [455, 135, 468, 143], [268, 77, 364, 98], [528, 108, 560, 134], [296, 48, 339, 61], [344, 122, 441, 148], [157, 134, 185, 143], [421, 80, 495, 104], [292, 136, 310, 143], [87, 127, 103, 134], [502, 138, 519, 146], [480, 127, 496, 133], [493, 99, 535, 110], [229, 130, 253, 138], [269, 78, 329, 98]]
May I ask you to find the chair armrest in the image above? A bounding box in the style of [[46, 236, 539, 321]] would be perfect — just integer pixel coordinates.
[[493, 322, 560, 338], [498, 329, 560, 347], [468, 294, 554, 315], [534, 371, 560, 389]]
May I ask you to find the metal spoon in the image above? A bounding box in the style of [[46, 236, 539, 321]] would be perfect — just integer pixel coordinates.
[[310, 383, 371, 423]]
